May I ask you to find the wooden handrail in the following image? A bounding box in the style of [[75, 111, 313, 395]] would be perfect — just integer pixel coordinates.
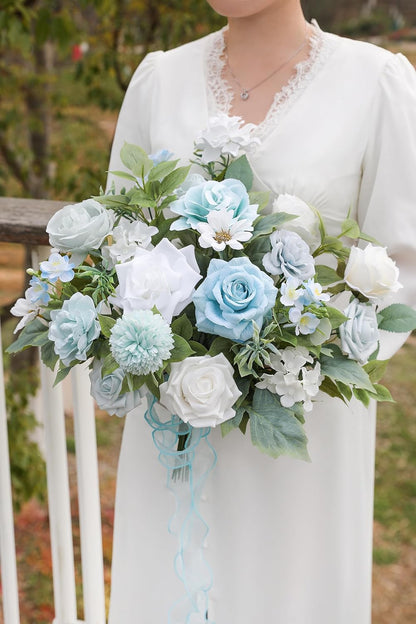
[[0, 197, 67, 245]]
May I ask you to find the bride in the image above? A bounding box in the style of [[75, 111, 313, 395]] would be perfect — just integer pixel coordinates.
[[107, 1, 416, 622]]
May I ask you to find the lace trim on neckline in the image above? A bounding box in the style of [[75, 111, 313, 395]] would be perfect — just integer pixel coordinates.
[[206, 22, 335, 141]]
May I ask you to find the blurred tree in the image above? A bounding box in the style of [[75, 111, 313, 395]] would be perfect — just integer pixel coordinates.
[[0, 0, 77, 198], [75, 0, 225, 108], [0, 0, 224, 197]]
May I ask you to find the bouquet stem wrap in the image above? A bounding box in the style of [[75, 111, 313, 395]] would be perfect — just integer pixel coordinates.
[[145, 397, 217, 624]]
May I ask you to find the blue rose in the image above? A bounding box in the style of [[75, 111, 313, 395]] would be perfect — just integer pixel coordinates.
[[193, 257, 277, 342], [170, 178, 258, 231], [339, 299, 379, 365], [48, 293, 100, 365], [262, 229, 315, 282], [89, 360, 145, 418]]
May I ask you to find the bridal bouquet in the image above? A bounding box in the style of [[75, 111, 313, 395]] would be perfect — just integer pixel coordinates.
[[8, 114, 416, 461]]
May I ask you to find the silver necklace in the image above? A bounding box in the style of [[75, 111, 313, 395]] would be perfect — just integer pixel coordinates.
[[225, 34, 309, 101]]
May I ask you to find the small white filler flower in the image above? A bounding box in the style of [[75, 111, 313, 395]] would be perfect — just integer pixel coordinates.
[[197, 207, 253, 251]]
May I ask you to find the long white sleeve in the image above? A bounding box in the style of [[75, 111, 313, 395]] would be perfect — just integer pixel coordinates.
[[106, 52, 163, 190], [357, 53, 416, 358]]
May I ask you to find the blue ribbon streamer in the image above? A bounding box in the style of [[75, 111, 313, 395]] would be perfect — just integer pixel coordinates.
[[145, 397, 217, 624]]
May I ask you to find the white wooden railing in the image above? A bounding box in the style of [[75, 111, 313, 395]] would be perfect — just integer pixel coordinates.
[[0, 197, 106, 624]]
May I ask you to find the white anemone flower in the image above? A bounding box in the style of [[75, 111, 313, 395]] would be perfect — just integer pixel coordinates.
[[197, 207, 253, 251]]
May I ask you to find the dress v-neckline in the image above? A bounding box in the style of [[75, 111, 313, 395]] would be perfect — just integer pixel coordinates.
[[205, 21, 336, 141]]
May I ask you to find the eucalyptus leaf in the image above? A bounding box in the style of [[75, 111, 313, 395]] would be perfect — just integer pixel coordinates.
[[248, 388, 310, 461], [221, 409, 244, 437], [7, 318, 49, 353], [54, 365, 72, 386], [40, 340, 59, 371], [320, 344, 375, 392]]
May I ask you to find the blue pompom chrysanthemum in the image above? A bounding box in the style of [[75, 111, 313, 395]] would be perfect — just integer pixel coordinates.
[[109, 310, 174, 376]]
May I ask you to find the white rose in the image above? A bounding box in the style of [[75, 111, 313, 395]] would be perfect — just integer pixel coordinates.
[[110, 238, 202, 323], [46, 199, 114, 265], [272, 194, 321, 251], [194, 113, 260, 164], [159, 354, 241, 428], [344, 244, 402, 301]]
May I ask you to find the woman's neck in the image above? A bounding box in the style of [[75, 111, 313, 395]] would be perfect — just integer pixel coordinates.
[[226, 2, 308, 67]]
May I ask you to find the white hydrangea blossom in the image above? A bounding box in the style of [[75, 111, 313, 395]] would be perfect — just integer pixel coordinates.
[[194, 113, 261, 163], [256, 346, 322, 410], [102, 218, 158, 267]]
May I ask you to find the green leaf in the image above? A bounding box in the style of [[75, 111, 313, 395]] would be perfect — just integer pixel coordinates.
[[341, 217, 360, 239], [221, 408, 244, 437], [6, 318, 49, 353], [129, 188, 156, 208], [314, 265, 341, 286], [98, 314, 116, 338], [377, 303, 416, 333], [368, 383, 394, 403], [160, 166, 191, 195], [326, 306, 348, 329], [319, 376, 348, 403], [234, 377, 251, 407], [250, 212, 296, 241], [353, 387, 371, 408], [248, 388, 310, 460], [320, 344, 375, 392], [171, 314, 193, 341], [336, 380, 353, 401], [248, 191, 270, 212], [108, 170, 138, 183], [169, 335, 195, 362], [40, 341, 59, 371], [147, 159, 179, 182], [143, 374, 160, 400], [101, 353, 120, 377], [151, 216, 178, 245], [363, 359, 388, 383], [120, 142, 152, 178], [188, 340, 208, 356], [54, 365, 72, 386], [207, 336, 233, 358], [224, 154, 253, 190]]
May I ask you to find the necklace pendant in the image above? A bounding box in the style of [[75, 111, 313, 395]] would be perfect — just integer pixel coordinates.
[[240, 89, 249, 101]]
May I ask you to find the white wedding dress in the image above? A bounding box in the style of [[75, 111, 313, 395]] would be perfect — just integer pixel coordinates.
[[107, 24, 416, 624]]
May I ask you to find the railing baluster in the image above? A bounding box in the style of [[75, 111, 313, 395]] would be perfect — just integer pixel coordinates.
[[71, 365, 106, 624], [0, 320, 20, 624], [40, 362, 78, 623]]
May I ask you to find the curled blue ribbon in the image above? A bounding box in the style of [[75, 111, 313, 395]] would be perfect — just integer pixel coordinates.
[[145, 397, 217, 624]]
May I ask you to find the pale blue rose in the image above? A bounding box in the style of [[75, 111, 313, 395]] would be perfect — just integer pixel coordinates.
[[263, 229, 315, 282], [48, 293, 100, 365], [46, 199, 114, 265], [89, 360, 145, 417], [339, 299, 379, 364], [170, 178, 258, 231], [193, 257, 277, 342]]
